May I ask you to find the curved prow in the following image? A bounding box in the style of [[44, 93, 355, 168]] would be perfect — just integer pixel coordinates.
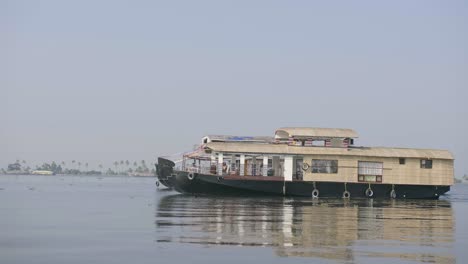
[[156, 157, 176, 188]]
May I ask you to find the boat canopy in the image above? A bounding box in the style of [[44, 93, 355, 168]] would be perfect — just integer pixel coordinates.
[[204, 142, 454, 160], [275, 127, 358, 139]]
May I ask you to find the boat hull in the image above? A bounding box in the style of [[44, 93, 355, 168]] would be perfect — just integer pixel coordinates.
[[165, 170, 449, 199], [155, 158, 176, 188]]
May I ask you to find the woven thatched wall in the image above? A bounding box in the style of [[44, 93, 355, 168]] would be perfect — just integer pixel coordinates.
[[302, 155, 454, 186]]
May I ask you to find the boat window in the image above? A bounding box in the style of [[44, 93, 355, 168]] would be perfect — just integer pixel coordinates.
[[358, 175, 382, 182], [420, 159, 433, 169], [312, 140, 325, 147], [311, 160, 338, 173], [399, 158, 406, 165], [293, 140, 303, 146], [358, 161, 383, 182]]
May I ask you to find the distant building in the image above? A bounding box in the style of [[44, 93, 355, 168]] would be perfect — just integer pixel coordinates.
[[462, 174, 468, 184]]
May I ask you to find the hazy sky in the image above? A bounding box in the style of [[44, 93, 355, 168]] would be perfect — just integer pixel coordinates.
[[2, 1, 467, 175]]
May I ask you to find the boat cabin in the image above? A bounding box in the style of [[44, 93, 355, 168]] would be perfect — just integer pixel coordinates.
[[181, 127, 454, 186]]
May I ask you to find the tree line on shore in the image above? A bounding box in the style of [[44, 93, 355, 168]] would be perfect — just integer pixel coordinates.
[[2, 159, 155, 176]]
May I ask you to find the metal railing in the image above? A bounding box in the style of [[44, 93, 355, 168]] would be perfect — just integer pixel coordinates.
[[184, 164, 276, 177]]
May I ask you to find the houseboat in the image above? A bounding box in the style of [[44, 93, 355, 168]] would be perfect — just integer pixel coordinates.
[[31, 170, 54, 175], [156, 127, 454, 199]]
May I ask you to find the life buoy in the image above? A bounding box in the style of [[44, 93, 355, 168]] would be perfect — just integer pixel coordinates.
[[187, 172, 195, 180], [342, 191, 350, 199], [365, 188, 374, 198], [155, 181, 160, 187], [302, 163, 310, 171], [390, 189, 396, 199], [312, 189, 319, 198]]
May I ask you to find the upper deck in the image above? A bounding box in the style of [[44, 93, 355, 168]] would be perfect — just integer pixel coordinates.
[[203, 142, 454, 160], [199, 127, 452, 160]]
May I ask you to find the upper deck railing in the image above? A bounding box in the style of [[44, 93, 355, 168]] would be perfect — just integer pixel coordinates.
[[275, 137, 353, 148], [184, 163, 304, 180], [184, 164, 271, 176]]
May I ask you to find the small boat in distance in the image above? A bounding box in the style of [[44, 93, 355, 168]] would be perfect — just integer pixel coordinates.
[[31, 170, 54, 175], [156, 127, 454, 199]]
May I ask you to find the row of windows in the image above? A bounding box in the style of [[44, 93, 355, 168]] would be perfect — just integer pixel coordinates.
[[309, 158, 434, 174], [399, 158, 432, 168]]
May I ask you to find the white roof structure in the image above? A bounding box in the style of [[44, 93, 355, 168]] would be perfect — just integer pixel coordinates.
[[202, 135, 273, 143], [204, 142, 454, 160], [275, 127, 358, 139]]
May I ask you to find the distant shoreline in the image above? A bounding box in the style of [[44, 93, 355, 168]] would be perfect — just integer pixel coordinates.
[[0, 172, 155, 177], [2, 161, 156, 177]]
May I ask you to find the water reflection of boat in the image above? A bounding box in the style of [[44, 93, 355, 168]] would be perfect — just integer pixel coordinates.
[[156, 195, 455, 263]]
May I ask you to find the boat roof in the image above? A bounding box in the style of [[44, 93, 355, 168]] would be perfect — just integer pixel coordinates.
[[203, 142, 454, 160], [275, 127, 358, 139]]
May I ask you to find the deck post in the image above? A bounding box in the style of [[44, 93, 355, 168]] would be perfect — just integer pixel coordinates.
[[272, 156, 280, 176], [262, 156, 268, 176], [284, 156, 293, 182], [210, 153, 216, 174], [252, 156, 257, 176], [217, 153, 223, 175], [240, 154, 245, 176], [230, 154, 236, 174], [211, 153, 216, 164]]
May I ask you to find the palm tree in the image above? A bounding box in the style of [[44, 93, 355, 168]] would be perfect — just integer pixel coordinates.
[[125, 160, 130, 170], [78, 162, 82, 171], [136, 166, 143, 173], [72, 160, 76, 169], [61, 161, 66, 168], [133, 161, 137, 167], [98, 164, 103, 172], [85, 162, 88, 171], [114, 161, 119, 173]]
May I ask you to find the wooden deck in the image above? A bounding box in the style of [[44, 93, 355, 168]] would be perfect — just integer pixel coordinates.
[[223, 175, 285, 181], [223, 175, 284, 181]]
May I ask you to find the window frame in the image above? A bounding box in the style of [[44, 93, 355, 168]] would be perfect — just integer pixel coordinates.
[[311, 159, 338, 174], [420, 159, 433, 169], [357, 161, 383, 183]]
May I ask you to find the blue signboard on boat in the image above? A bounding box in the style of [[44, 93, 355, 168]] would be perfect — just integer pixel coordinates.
[[227, 136, 255, 141]]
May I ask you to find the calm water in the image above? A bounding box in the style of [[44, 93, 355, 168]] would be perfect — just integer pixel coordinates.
[[1, 175, 467, 264]]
